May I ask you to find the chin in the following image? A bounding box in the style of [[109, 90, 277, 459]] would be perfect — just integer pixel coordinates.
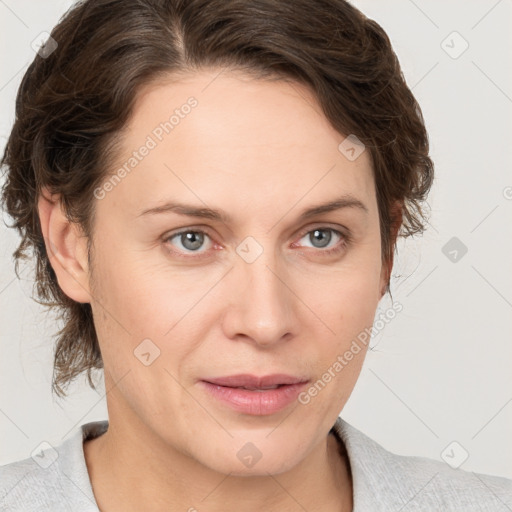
[[192, 436, 305, 477]]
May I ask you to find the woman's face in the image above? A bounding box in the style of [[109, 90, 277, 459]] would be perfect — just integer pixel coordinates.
[[86, 69, 388, 475]]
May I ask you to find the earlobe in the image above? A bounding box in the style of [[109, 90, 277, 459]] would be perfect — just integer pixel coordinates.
[[37, 188, 92, 304]]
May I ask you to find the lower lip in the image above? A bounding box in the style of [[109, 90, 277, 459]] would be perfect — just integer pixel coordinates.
[[199, 381, 309, 415]]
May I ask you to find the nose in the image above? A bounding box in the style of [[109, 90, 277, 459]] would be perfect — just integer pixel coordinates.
[[221, 246, 297, 347]]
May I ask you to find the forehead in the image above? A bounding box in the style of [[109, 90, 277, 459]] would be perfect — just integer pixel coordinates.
[[103, 69, 376, 222]]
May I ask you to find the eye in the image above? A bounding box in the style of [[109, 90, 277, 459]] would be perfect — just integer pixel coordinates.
[[165, 229, 213, 256], [163, 226, 350, 259], [294, 227, 348, 255]]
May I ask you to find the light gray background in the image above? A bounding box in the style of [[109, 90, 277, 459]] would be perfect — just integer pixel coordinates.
[[1, 0, 511, 479]]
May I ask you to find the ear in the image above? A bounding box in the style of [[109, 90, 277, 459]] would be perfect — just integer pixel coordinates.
[[379, 200, 403, 298], [37, 188, 92, 303]]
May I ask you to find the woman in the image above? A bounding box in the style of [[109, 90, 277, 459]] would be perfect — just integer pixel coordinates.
[[0, 0, 510, 510]]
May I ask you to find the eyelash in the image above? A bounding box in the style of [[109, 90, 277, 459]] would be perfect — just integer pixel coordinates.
[[163, 226, 351, 259]]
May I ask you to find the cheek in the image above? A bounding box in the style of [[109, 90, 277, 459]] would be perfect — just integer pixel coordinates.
[[89, 249, 212, 381], [305, 261, 381, 388], [312, 261, 382, 335], [90, 222, 382, 367], [91, 243, 172, 329]]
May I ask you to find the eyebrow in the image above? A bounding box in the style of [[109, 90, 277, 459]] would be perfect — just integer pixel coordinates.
[[137, 194, 369, 223]]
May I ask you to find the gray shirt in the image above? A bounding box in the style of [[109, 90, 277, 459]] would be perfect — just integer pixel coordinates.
[[1, 417, 511, 511]]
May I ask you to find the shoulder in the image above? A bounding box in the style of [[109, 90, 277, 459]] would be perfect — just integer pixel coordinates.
[[0, 421, 107, 512], [0, 452, 65, 511], [332, 417, 512, 511]]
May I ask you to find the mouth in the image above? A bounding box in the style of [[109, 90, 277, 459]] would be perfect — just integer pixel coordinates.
[[199, 374, 310, 415], [227, 385, 284, 391], [202, 373, 309, 389]]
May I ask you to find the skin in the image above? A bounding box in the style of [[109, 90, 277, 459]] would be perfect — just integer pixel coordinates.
[[38, 69, 400, 512]]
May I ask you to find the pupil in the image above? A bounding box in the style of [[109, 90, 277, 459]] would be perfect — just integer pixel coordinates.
[[311, 229, 331, 248], [182, 232, 203, 251]]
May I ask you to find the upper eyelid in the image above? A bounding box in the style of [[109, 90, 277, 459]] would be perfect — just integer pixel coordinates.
[[296, 225, 344, 238]]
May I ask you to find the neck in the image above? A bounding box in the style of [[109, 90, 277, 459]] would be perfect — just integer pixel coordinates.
[[84, 412, 352, 512]]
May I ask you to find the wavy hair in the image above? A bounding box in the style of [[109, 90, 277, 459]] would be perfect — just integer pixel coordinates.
[[0, 0, 434, 397]]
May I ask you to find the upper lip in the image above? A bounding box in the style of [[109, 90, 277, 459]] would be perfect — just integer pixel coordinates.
[[203, 374, 309, 388]]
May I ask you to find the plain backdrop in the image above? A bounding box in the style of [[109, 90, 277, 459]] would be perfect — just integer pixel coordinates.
[[0, 0, 511, 479]]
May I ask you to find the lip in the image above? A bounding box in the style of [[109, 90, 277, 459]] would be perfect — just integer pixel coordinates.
[[200, 374, 310, 416], [204, 373, 308, 388]]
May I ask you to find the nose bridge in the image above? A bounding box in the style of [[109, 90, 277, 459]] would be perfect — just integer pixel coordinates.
[[227, 235, 295, 344]]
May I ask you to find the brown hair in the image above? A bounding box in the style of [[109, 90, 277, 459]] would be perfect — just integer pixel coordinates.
[[0, 0, 434, 398]]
